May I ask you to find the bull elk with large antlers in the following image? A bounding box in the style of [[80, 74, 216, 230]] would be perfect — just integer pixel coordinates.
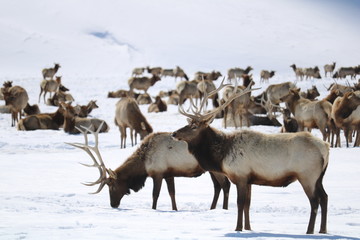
[[171, 79, 329, 234], [67, 124, 231, 211]]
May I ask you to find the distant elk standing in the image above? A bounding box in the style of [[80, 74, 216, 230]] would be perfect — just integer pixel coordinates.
[[227, 66, 253, 82], [146, 66, 162, 76], [260, 70, 275, 83], [290, 64, 305, 81], [128, 74, 161, 94], [324, 62, 336, 77], [174, 66, 189, 81], [1, 81, 29, 127], [42, 63, 61, 80], [39, 76, 62, 103], [132, 67, 145, 77], [114, 97, 153, 148]]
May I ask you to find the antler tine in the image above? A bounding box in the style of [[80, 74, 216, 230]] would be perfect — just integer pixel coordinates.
[[65, 121, 111, 194], [200, 80, 260, 121], [178, 103, 201, 121]]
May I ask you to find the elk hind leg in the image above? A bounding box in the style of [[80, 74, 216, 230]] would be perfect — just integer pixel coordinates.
[[235, 182, 248, 231], [165, 177, 178, 211], [152, 176, 163, 210]]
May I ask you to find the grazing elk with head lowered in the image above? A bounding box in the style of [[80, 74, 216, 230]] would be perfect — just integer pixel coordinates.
[[2, 81, 29, 127], [115, 97, 153, 148], [171, 81, 329, 234], [42, 63, 61, 80], [68, 127, 231, 211]]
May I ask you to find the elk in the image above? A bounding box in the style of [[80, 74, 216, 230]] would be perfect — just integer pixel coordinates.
[[107, 89, 129, 98], [290, 64, 305, 81], [227, 67, 253, 82], [75, 100, 99, 118], [24, 103, 41, 116], [128, 74, 161, 94], [174, 66, 189, 81], [17, 105, 65, 131], [300, 85, 320, 100], [114, 97, 153, 148], [280, 88, 332, 141], [337, 67, 357, 79], [304, 66, 321, 80], [331, 91, 360, 147], [146, 66, 162, 76], [42, 63, 61, 80], [176, 80, 200, 105], [223, 84, 252, 129], [61, 102, 109, 134], [132, 67, 145, 77], [47, 85, 74, 106], [262, 81, 296, 119], [1, 81, 29, 127], [136, 93, 152, 105], [197, 80, 219, 110], [195, 71, 222, 81], [260, 70, 275, 83], [160, 68, 175, 78], [171, 81, 329, 234], [148, 96, 167, 113], [39, 76, 62, 103], [324, 62, 336, 77], [280, 108, 298, 133], [68, 126, 231, 211]]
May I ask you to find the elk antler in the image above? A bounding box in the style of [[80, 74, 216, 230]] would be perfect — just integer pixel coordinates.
[[65, 121, 115, 194], [179, 77, 260, 122]]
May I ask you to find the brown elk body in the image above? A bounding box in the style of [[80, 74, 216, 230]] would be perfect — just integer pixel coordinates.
[[331, 91, 360, 147], [324, 62, 336, 77], [42, 63, 60, 79], [17, 106, 65, 130], [75, 100, 99, 118], [146, 66, 162, 76], [107, 89, 129, 98], [290, 64, 305, 81], [24, 103, 41, 116], [69, 130, 231, 211], [39, 76, 62, 103], [2, 82, 29, 127], [62, 103, 109, 134], [304, 66, 321, 80], [128, 75, 161, 94], [281, 88, 332, 141], [260, 70, 275, 83], [300, 85, 320, 100], [174, 66, 189, 81], [114, 97, 153, 148], [148, 96, 167, 113], [227, 67, 252, 82], [171, 82, 329, 234], [176, 80, 200, 105]]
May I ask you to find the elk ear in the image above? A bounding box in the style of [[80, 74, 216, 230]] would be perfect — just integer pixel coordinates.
[[141, 122, 146, 130]]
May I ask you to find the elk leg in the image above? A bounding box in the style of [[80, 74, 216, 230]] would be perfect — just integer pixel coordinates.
[[299, 179, 319, 234], [165, 177, 178, 211], [222, 177, 231, 210], [244, 184, 252, 230], [235, 182, 247, 231], [317, 177, 328, 233], [38, 88, 43, 103], [130, 129, 134, 147], [152, 176, 163, 210], [209, 172, 222, 210]]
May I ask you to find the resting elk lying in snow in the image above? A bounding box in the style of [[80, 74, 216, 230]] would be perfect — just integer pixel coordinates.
[[74, 100, 99, 118], [171, 81, 329, 234], [1, 81, 29, 127], [114, 97, 153, 148], [17, 105, 65, 131], [61, 102, 109, 134], [67, 126, 231, 211]]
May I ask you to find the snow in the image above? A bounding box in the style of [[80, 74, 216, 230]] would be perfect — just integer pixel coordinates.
[[0, 0, 360, 239]]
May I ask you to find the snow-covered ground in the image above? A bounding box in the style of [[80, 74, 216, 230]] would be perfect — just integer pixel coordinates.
[[0, 1, 360, 239]]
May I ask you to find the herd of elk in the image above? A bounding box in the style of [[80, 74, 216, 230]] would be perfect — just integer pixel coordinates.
[[4, 61, 360, 235]]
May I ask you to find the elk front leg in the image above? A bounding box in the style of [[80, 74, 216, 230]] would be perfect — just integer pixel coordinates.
[[152, 176, 163, 210], [235, 182, 248, 231], [165, 177, 178, 211]]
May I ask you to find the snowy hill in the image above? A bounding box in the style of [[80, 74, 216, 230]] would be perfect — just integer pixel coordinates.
[[0, 1, 359, 239]]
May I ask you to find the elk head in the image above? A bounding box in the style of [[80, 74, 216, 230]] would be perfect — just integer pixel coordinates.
[[66, 123, 128, 208], [172, 78, 257, 143]]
